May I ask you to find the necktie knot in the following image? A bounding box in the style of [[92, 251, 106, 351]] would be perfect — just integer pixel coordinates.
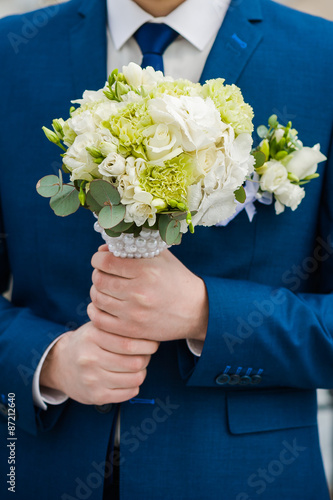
[[134, 23, 178, 73]]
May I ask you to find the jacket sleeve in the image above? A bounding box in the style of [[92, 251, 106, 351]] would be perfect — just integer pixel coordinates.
[[178, 133, 333, 391], [0, 204, 69, 436]]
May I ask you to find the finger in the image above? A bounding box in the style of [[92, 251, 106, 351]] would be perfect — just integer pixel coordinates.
[[91, 270, 128, 300], [91, 250, 141, 279], [98, 244, 109, 252], [97, 349, 151, 373], [94, 329, 159, 356], [87, 302, 124, 333], [101, 387, 140, 404], [101, 367, 147, 390]]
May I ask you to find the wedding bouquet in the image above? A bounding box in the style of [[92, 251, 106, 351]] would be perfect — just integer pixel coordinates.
[[37, 63, 326, 257], [37, 63, 255, 257]]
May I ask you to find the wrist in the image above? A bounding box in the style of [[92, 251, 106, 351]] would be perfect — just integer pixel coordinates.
[[40, 335, 67, 393], [187, 277, 209, 343]]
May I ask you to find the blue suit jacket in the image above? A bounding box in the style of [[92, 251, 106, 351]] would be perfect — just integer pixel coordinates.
[[0, 0, 332, 498]]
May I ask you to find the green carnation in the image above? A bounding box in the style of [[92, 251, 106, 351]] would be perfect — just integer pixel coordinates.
[[106, 101, 153, 159], [155, 79, 201, 98], [201, 79, 254, 135], [139, 153, 197, 207]]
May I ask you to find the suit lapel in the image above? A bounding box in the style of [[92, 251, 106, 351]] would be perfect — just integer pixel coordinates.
[[69, 0, 108, 96], [200, 0, 263, 85]]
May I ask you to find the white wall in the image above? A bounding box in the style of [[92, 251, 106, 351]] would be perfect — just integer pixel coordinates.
[[274, 0, 333, 20], [0, 0, 67, 18]]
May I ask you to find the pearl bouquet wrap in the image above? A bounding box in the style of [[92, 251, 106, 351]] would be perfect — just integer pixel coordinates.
[[94, 221, 170, 258]]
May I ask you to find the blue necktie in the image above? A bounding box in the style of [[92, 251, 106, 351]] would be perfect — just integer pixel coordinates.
[[134, 23, 178, 73]]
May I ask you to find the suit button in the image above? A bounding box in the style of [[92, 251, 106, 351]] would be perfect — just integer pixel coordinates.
[[229, 374, 241, 385], [251, 375, 262, 385], [0, 403, 8, 417], [215, 374, 230, 385], [94, 404, 113, 414], [240, 375, 252, 386]]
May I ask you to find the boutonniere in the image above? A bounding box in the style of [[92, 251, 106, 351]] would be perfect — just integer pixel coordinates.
[[217, 115, 326, 227]]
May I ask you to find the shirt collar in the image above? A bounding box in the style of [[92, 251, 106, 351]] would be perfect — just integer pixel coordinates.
[[107, 0, 231, 51]]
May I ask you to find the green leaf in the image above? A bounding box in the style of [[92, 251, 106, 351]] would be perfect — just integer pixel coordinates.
[[257, 125, 269, 139], [50, 184, 80, 216], [89, 180, 120, 206], [62, 164, 70, 174], [252, 151, 266, 169], [98, 204, 126, 229], [109, 220, 134, 233], [104, 228, 122, 238], [172, 233, 183, 246], [172, 210, 198, 221], [36, 175, 61, 198], [234, 185, 246, 204], [86, 191, 103, 215], [58, 169, 63, 190], [158, 215, 181, 245]]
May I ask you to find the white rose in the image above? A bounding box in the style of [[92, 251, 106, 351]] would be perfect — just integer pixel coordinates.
[[196, 145, 219, 177], [144, 124, 182, 162], [67, 110, 96, 135], [260, 160, 288, 192], [274, 181, 305, 214], [98, 153, 126, 177], [148, 95, 224, 151], [286, 144, 326, 180]]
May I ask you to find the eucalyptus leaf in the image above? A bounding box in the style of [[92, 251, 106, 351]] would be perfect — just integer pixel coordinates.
[[85, 190, 103, 214], [36, 175, 61, 198], [89, 180, 120, 206], [252, 151, 266, 169], [172, 233, 183, 246], [50, 184, 80, 216], [268, 114, 278, 128], [98, 204, 125, 229], [58, 169, 63, 190], [104, 228, 121, 238], [257, 125, 269, 139], [159, 215, 181, 245], [109, 220, 134, 233], [234, 185, 246, 204]]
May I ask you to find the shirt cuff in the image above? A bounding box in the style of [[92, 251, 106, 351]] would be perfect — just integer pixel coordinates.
[[186, 338, 204, 357], [32, 334, 69, 410]]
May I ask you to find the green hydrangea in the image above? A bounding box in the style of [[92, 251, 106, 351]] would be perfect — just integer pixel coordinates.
[[201, 79, 254, 135], [139, 153, 197, 207]]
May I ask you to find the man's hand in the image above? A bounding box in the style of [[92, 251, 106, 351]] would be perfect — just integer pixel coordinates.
[[89, 246, 209, 343], [40, 321, 159, 405]]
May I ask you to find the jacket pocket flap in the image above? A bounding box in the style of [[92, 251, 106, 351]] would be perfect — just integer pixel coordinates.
[[227, 389, 317, 435]]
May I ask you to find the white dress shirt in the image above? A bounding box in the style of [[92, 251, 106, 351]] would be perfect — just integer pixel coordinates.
[[33, 0, 231, 410]]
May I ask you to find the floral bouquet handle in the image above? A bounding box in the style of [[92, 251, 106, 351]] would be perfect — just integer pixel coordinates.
[[94, 220, 170, 258]]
